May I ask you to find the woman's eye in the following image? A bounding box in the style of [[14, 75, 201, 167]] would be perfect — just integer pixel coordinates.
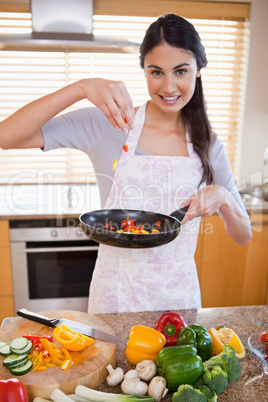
[[151, 70, 162, 76], [176, 69, 187, 75]]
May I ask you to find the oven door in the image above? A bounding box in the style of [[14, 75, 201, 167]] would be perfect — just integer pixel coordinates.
[[10, 240, 98, 312]]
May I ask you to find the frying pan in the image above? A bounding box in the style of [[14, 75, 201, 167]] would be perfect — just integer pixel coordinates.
[[79, 206, 188, 248]]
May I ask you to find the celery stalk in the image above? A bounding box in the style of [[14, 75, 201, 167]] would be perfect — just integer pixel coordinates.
[[75, 385, 155, 401]]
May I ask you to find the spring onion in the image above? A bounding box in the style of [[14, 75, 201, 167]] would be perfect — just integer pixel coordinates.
[[75, 385, 155, 401]]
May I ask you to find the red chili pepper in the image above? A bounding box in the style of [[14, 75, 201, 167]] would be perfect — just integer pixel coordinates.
[[155, 220, 161, 228], [110, 226, 115, 231], [42, 350, 49, 359], [0, 378, 28, 402], [104, 223, 109, 229], [154, 312, 187, 346], [23, 335, 53, 343], [123, 144, 129, 152]]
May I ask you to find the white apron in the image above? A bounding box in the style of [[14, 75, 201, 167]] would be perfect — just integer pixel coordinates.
[[88, 103, 204, 314]]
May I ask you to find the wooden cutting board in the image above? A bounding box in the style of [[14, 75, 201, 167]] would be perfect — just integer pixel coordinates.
[[0, 310, 117, 401]]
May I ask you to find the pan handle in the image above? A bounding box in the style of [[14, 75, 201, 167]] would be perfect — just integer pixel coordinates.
[[170, 206, 189, 222]]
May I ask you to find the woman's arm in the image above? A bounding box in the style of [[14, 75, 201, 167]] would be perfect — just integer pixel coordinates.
[[0, 78, 134, 150], [181, 185, 252, 246]]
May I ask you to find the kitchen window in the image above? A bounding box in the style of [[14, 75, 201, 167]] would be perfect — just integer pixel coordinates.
[[0, 1, 250, 184]]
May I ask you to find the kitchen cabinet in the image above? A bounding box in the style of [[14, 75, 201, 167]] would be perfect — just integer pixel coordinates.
[[195, 213, 268, 307], [0, 220, 14, 323]]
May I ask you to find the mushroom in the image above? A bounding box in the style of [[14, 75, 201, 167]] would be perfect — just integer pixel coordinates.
[[121, 378, 148, 396], [135, 360, 157, 381], [148, 376, 169, 402], [124, 369, 139, 380], [106, 364, 124, 387]]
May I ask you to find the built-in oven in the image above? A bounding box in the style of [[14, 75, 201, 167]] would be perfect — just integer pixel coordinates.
[[9, 218, 99, 313]]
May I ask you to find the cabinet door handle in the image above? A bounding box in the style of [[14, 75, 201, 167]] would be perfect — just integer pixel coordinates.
[[250, 221, 268, 226]]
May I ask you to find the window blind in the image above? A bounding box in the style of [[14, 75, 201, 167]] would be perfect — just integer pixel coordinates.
[[0, 10, 250, 184]]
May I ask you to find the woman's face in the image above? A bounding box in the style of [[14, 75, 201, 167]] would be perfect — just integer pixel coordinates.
[[144, 42, 200, 113]]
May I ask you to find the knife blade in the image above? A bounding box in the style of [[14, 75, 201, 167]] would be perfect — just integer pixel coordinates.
[[17, 308, 125, 345]]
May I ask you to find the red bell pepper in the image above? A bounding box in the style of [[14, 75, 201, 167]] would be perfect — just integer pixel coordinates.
[[0, 378, 28, 402], [154, 311, 187, 346]]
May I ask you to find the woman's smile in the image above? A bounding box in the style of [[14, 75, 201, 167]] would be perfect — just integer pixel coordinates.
[[159, 95, 181, 104]]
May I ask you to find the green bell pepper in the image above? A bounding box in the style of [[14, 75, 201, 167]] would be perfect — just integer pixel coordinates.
[[156, 345, 204, 392], [176, 324, 212, 362]]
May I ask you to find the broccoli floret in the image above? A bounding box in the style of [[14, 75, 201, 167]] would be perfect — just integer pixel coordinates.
[[172, 384, 207, 402], [198, 385, 218, 401], [203, 344, 241, 383], [202, 366, 228, 394]]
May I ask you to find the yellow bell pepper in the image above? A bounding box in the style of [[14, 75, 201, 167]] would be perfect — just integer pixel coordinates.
[[53, 324, 94, 351], [60, 347, 74, 370], [208, 327, 246, 359], [126, 325, 166, 365], [40, 338, 64, 365]]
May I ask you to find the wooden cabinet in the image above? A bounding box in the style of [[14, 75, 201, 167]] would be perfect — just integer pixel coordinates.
[[195, 214, 268, 308], [0, 220, 14, 324]]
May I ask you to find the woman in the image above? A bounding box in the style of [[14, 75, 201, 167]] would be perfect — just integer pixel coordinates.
[[0, 14, 251, 313]]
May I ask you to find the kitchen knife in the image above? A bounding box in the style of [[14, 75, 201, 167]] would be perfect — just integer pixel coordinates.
[[17, 308, 125, 345]]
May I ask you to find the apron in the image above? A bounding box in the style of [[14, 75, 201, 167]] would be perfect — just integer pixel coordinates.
[[88, 102, 204, 314]]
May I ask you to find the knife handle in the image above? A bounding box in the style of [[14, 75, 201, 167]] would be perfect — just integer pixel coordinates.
[[17, 309, 59, 327]]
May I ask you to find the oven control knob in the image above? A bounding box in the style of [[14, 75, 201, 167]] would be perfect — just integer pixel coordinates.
[[50, 229, 58, 238]]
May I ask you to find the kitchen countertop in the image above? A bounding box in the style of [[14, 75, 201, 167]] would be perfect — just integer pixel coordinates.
[[0, 184, 268, 220], [94, 305, 268, 402], [0, 184, 101, 220]]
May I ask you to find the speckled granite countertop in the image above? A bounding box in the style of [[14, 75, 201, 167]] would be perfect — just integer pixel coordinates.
[[95, 305, 268, 402]]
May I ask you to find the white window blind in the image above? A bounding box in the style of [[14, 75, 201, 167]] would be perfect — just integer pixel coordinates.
[[0, 11, 250, 184]]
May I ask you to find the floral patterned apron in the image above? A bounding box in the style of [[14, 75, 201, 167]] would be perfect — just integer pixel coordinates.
[[88, 102, 204, 314]]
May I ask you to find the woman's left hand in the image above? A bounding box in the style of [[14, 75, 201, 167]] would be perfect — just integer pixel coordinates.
[[180, 185, 229, 225]]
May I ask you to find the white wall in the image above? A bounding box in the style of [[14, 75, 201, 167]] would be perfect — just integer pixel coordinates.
[[239, 0, 268, 185]]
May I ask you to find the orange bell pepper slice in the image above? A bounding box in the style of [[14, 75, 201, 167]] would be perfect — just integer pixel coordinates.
[[40, 338, 63, 365], [53, 324, 94, 352]]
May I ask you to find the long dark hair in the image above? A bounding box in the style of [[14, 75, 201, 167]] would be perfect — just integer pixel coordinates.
[[140, 14, 214, 185]]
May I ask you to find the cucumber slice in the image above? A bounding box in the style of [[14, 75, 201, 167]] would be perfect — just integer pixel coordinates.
[[9, 359, 33, 376], [0, 341, 7, 349], [0, 343, 11, 356], [3, 353, 28, 367], [10, 339, 32, 355], [7, 356, 28, 369], [9, 336, 28, 350]]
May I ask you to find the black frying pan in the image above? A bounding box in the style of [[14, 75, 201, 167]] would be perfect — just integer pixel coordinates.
[[79, 206, 188, 248]]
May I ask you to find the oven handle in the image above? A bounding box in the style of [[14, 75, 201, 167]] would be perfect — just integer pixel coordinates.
[[23, 246, 99, 253]]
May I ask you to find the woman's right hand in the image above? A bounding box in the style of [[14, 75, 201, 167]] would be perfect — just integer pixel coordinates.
[[0, 77, 135, 150], [78, 78, 135, 133]]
